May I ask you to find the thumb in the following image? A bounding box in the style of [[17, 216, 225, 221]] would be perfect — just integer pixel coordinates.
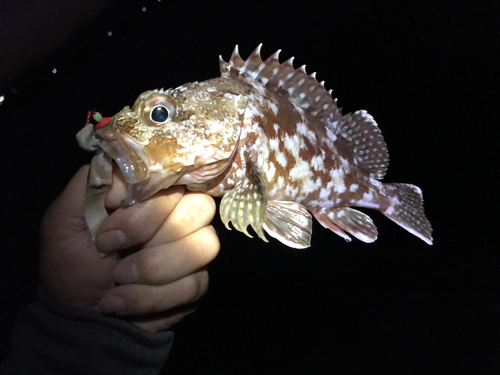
[[40, 165, 89, 243]]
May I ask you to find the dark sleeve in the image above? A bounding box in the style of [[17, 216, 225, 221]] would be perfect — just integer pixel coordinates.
[[1, 288, 173, 375]]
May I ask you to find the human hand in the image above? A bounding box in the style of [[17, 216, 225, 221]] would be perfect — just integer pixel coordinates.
[[40, 165, 219, 332]]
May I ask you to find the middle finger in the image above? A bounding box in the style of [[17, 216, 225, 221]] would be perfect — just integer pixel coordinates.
[[114, 225, 220, 286]]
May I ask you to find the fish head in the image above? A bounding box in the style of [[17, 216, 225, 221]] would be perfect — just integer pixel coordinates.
[[93, 82, 248, 203]]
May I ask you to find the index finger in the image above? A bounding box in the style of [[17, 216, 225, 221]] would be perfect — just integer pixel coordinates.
[[95, 186, 185, 254]]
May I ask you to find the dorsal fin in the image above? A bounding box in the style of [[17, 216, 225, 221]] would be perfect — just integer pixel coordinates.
[[330, 110, 389, 179], [219, 44, 340, 123], [220, 45, 390, 179]]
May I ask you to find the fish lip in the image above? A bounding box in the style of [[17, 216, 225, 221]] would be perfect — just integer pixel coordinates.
[[96, 127, 150, 184]]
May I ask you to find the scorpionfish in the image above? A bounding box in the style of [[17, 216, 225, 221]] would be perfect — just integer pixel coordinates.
[[77, 45, 432, 248]]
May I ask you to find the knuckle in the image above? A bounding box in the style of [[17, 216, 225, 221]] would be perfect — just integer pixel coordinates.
[[188, 193, 216, 218], [184, 271, 208, 303], [131, 288, 154, 311], [199, 195, 216, 215], [138, 249, 166, 285], [195, 227, 220, 261]]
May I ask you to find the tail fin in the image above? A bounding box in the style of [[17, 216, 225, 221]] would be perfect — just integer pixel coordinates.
[[382, 183, 433, 244]]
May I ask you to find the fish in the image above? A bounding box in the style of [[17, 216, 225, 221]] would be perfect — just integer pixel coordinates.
[[77, 44, 432, 249]]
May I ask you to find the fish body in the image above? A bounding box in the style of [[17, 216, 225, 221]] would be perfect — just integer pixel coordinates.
[[77, 45, 432, 248]]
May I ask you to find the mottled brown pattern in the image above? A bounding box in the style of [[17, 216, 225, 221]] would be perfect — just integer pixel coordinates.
[[80, 45, 432, 247]]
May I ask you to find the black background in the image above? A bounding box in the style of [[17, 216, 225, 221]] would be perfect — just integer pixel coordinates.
[[1, 1, 499, 374]]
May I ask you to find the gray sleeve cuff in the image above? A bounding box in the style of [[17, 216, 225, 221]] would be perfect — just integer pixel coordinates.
[[1, 287, 173, 375]]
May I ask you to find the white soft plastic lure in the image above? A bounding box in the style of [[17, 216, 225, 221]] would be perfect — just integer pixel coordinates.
[[77, 45, 432, 248]]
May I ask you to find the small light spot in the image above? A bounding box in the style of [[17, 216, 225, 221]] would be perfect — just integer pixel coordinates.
[[0, 95, 4, 105], [107, 31, 112, 36], [142, 6, 147, 11], [52, 68, 57, 74]]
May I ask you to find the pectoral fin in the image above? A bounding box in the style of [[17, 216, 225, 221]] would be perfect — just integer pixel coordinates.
[[263, 201, 312, 249], [313, 207, 378, 243], [220, 151, 268, 241]]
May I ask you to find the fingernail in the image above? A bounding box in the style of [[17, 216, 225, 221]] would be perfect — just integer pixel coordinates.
[[114, 261, 139, 284], [96, 230, 128, 253], [99, 295, 125, 313]]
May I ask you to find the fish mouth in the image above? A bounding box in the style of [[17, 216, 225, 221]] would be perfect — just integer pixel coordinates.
[[96, 127, 150, 184]]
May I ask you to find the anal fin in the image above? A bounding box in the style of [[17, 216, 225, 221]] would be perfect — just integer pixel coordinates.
[[312, 207, 378, 243], [263, 201, 312, 249]]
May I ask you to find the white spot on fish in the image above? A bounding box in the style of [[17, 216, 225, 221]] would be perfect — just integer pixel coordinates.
[[311, 155, 325, 171], [319, 188, 330, 199], [290, 158, 312, 181], [359, 201, 380, 209], [268, 101, 278, 114], [275, 150, 287, 168], [303, 177, 322, 193], [269, 137, 279, 151], [363, 192, 373, 201], [284, 133, 301, 153], [266, 161, 276, 180], [350, 184, 359, 192], [320, 201, 335, 209], [277, 176, 285, 189], [249, 104, 263, 117], [285, 185, 299, 199], [330, 169, 346, 193], [297, 122, 308, 135]]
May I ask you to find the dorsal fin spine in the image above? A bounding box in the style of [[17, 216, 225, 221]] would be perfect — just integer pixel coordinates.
[[221, 45, 341, 125], [219, 55, 229, 76], [231, 45, 240, 61]]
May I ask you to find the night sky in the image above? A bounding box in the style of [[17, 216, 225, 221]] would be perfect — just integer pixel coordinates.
[[1, 1, 499, 374]]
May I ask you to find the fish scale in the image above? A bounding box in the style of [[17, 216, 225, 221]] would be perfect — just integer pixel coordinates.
[[77, 44, 433, 248]]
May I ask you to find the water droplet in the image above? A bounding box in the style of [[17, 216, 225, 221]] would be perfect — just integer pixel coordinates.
[[142, 6, 146, 11], [107, 31, 112, 36], [52, 68, 57, 74]]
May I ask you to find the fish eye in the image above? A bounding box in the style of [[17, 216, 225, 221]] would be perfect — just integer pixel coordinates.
[[141, 94, 176, 126], [151, 106, 170, 123]]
